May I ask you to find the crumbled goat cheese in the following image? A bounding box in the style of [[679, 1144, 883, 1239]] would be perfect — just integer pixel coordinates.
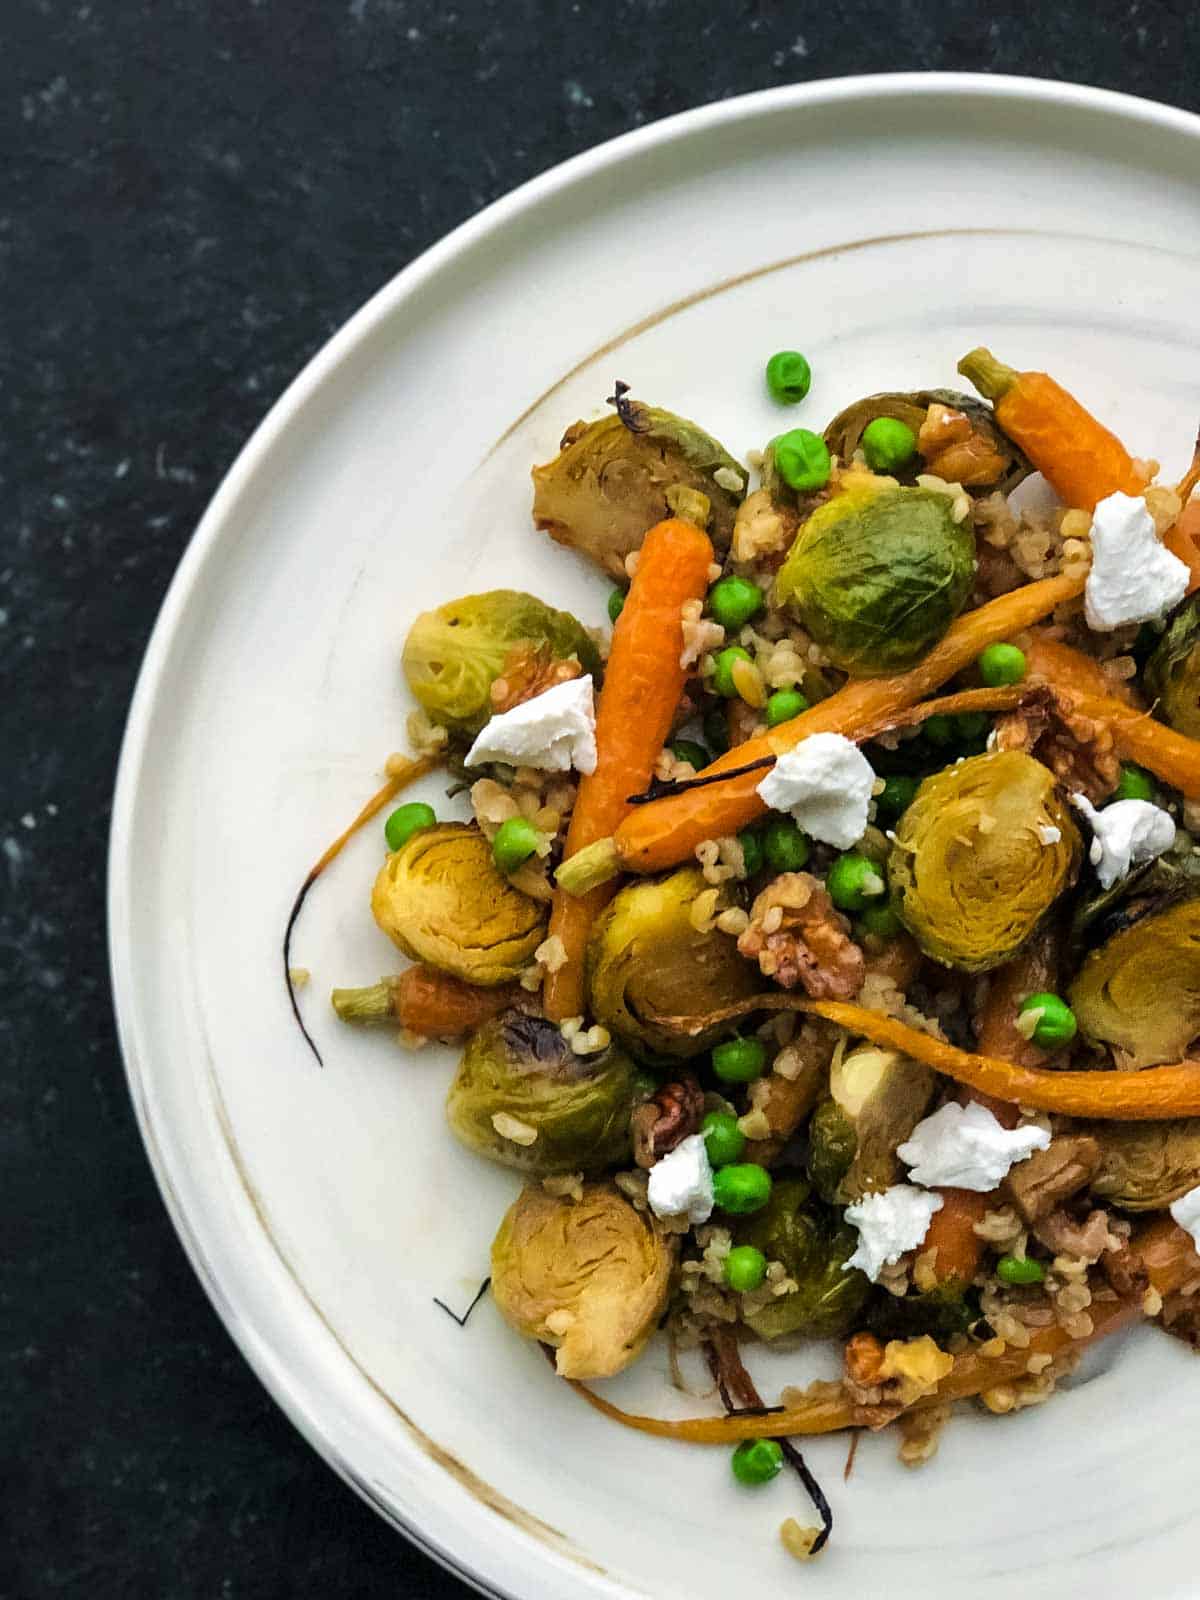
[[1070, 793, 1176, 890], [1169, 1184, 1200, 1251], [465, 676, 597, 774], [897, 1101, 1051, 1192], [1084, 491, 1188, 631], [757, 733, 875, 850], [646, 1133, 714, 1225], [1037, 825, 1062, 846], [843, 1186, 943, 1282]]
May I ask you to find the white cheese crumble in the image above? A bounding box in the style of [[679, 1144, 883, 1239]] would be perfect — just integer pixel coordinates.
[[464, 675, 597, 774], [646, 1133, 714, 1225], [1070, 793, 1176, 889], [842, 1185, 943, 1282], [1037, 824, 1062, 846], [756, 733, 875, 850], [1169, 1183, 1200, 1251], [1084, 491, 1188, 631], [897, 1101, 1051, 1192]]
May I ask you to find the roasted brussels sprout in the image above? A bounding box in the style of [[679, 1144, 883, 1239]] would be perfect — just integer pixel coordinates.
[[1069, 895, 1200, 1068], [823, 389, 1031, 494], [490, 1181, 674, 1378], [372, 823, 546, 985], [735, 1178, 871, 1340], [402, 590, 601, 736], [531, 396, 745, 580], [889, 752, 1081, 972], [808, 1046, 935, 1204], [773, 486, 976, 676], [586, 868, 760, 1058], [1146, 594, 1200, 739], [865, 1280, 976, 1342], [1088, 1120, 1200, 1211], [1067, 833, 1200, 963], [445, 1012, 638, 1175]]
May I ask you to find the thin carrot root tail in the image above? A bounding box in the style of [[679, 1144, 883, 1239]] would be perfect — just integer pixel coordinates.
[[555, 837, 621, 896]]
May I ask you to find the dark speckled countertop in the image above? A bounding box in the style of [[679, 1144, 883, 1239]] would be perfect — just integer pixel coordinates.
[[4, 3, 1198, 1595]]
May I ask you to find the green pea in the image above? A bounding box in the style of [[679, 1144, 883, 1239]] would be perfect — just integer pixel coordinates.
[[764, 687, 808, 728], [607, 588, 626, 624], [826, 852, 886, 912], [712, 1035, 768, 1084], [703, 705, 730, 755], [1019, 992, 1077, 1049], [978, 642, 1027, 687], [1113, 762, 1156, 803], [702, 1110, 746, 1168], [858, 901, 904, 940], [738, 828, 765, 876], [876, 774, 919, 820], [731, 1437, 784, 1486], [724, 1244, 768, 1293], [712, 1163, 773, 1215], [491, 816, 540, 874], [708, 575, 764, 630], [996, 1254, 1045, 1286], [922, 713, 956, 747], [773, 428, 831, 492], [384, 802, 437, 852], [671, 739, 710, 772], [765, 350, 812, 406], [861, 416, 918, 473], [711, 646, 753, 698], [763, 817, 810, 873]]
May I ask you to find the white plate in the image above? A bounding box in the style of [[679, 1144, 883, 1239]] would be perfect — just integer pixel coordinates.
[[110, 74, 1200, 1600]]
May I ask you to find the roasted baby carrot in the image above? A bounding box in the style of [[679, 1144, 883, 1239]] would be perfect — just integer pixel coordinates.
[[331, 965, 519, 1039], [957, 347, 1147, 512], [543, 516, 714, 1019]]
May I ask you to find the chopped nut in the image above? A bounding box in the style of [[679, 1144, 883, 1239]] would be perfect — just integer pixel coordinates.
[[737, 873, 865, 997], [1003, 1135, 1102, 1224], [490, 642, 582, 713], [995, 685, 1120, 802], [631, 1077, 704, 1168], [844, 1331, 885, 1387]]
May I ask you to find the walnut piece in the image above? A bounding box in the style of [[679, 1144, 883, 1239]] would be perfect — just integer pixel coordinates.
[[1002, 1135, 1102, 1225], [490, 643, 582, 714], [737, 872, 865, 998], [631, 1076, 705, 1169], [1100, 1242, 1150, 1301], [1032, 1204, 1120, 1264], [995, 685, 1120, 802], [917, 403, 1006, 487]]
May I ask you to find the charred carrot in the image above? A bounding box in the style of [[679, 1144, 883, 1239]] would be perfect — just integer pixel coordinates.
[[957, 348, 1147, 512], [1026, 633, 1200, 796], [557, 574, 1084, 891], [544, 516, 714, 1019], [331, 966, 519, 1038]]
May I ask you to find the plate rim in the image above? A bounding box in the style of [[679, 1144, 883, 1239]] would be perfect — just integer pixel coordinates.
[[108, 71, 1200, 1600]]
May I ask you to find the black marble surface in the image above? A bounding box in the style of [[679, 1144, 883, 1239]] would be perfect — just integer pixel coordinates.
[[4, 2, 1199, 1595]]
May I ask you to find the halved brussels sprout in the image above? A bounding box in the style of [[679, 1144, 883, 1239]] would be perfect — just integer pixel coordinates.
[[586, 868, 761, 1058], [735, 1177, 871, 1340], [402, 590, 601, 736], [531, 398, 745, 580], [889, 751, 1081, 972], [446, 1012, 638, 1175], [1069, 895, 1200, 1068], [1145, 594, 1200, 739], [1067, 833, 1200, 964], [1088, 1120, 1200, 1211], [490, 1181, 675, 1378], [372, 823, 546, 985], [773, 486, 976, 676], [823, 389, 1031, 494], [808, 1046, 935, 1204]]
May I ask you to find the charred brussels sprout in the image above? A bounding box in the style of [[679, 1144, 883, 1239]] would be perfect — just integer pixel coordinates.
[[372, 822, 546, 985], [586, 868, 760, 1058], [531, 396, 745, 580], [889, 752, 1080, 972], [1069, 895, 1200, 1068], [866, 1280, 976, 1342], [808, 1046, 935, 1204], [823, 389, 1031, 493], [773, 487, 975, 676], [735, 1178, 871, 1340], [1146, 594, 1200, 739], [490, 1181, 675, 1379], [402, 590, 601, 736], [1088, 1119, 1200, 1211], [445, 1012, 638, 1175]]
